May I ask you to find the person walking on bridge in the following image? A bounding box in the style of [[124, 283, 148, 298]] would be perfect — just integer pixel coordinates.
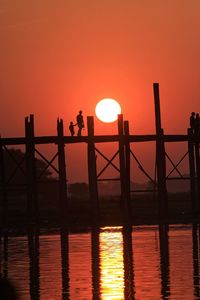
[[69, 121, 76, 136], [76, 110, 84, 136]]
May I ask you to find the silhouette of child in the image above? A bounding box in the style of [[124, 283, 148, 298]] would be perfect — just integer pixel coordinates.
[[69, 121, 76, 136]]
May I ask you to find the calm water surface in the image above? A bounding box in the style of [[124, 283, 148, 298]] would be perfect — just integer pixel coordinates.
[[0, 224, 200, 300]]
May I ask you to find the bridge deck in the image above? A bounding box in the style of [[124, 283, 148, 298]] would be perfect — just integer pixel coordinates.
[[0, 134, 190, 146]]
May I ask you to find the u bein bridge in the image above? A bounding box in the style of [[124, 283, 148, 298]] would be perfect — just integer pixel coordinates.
[[0, 83, 200, 226]]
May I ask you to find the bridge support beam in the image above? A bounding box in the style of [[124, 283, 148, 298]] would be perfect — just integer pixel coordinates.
[[188, 128, 196, 212], [154, 83, 168, 216], [57, 118, 68, 224], [25, 114, 38, 223], [118, 114, 129, 219], [0, 139, 7, 226], [87, 116, 99, 223], [124, 120, 131, 217], [194, 135, 200, 212]]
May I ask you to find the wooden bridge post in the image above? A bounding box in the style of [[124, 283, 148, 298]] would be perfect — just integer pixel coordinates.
[[28, 227, 40, 299], [1, 234, 8, 278], [25, 114, 38, 223], [194, 134, 200, 212], [91, 227, 100, 298], [60, 228, 69, 300], [87, 116, 99, 222], [57, 118, 68, 224], [124, 120, 131, 215], [118, 114, 127, 215], [192, 224, 200, 297], [153, 83, 168, 216], [188, 128, 196, 212], [159, 224, 170, 298], [122, 225, 135, 298], [0, 138, 7, 226]]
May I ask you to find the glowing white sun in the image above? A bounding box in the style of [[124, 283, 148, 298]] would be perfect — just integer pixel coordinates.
[[95, 98, 121, 123]]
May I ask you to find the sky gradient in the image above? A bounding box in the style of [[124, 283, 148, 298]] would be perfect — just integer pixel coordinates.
[[1, 1, 200, 182]]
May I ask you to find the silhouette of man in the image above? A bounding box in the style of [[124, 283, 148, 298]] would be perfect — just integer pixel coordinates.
[[69, 121, 76, 136], [76, 110, 84, 136], [190, 112, 196, 133]]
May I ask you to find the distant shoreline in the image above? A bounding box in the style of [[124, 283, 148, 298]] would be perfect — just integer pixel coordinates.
[[0, 192, 199, 233]]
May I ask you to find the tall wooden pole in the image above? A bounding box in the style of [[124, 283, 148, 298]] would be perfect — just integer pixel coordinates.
[[159, 224, 170, 299], [118, 114, 127, 216], [192, 224, 200, 298], [60, 227, 69, 300], [57, 118, 68, 224], [123, 225, 135, 299], [0, 138, 7, 227], [25, 114, 37, 223], [30, 115, 38, 222], [28, 227, 40, 300], [188, 128, 196, 213], [87, 116, 99, 223], [194, 135, 200, 212], [124, 120, 131, 216], [25, 116, 31, 221], [154, 83, 162, 134], [153, 83, 167, 216], [91, 227, 100, 299], [2, 234, 8, 278]]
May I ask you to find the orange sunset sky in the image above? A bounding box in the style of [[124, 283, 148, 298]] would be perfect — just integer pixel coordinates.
[[1, 1, 200, 182]]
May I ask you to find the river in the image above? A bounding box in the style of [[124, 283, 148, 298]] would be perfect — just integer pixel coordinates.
[[0, 224, 199, 299]]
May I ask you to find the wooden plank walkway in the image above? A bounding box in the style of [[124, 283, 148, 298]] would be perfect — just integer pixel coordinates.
[[0, 133, 190, 146]]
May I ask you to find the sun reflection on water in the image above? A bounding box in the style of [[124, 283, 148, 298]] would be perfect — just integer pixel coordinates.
[[99, 226, 124, 299]]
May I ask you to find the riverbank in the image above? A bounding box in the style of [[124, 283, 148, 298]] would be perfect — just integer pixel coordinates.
[[0, 193, 199, 232]]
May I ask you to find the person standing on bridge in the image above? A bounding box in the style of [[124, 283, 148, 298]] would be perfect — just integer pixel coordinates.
[[69, 121, 76, 136], [76, 110, 84, 136]]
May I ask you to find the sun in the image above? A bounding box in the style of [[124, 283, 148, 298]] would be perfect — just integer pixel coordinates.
[[95, 98, 121, 123]]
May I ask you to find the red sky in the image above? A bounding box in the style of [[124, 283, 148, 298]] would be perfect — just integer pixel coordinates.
[[1, 1, 200, 182]]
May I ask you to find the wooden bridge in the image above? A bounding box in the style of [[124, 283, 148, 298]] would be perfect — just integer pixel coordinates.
[[0, 83, 200, 225]]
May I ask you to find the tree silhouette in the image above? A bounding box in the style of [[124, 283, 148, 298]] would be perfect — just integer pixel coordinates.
[[1, 148, 52, 185]]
